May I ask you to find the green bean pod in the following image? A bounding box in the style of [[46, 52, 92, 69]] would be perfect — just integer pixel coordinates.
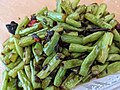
[[91, 62, 108, 75], [61, 34, 83, 44], [43, 32, 60, 56], [15, 16, 30, 34], [42, 77, 52, 89], [36, 7, 48, 16], [75, 5, 86, 14], [61, 0, 73, 15], [103, 13, 115, 22], [30, 61, 41, 89], [18, 70, 33, 90], [54, 66, 67, 87], [96, 3, 107, 18], [14, 37, 23, 58], [62, 59, 82, 69], [19, 23, 41, 36], [79, 46, 99, 76], [8, 61, 24, 78], [113, 29, 120, 42], [107, 54, 120, 61], [72, 0, 80, 10], [9, 49, 18, 62], [47, 11, 66, 22], [82, 31, 104, 45], [19, 36, 35, 47], [69, 43, 93, 53], [107, 61, 120, 75], [24, 65, 31, 81], [109, 43, 120, 54], [37, 53, 64, 79], [62, 72, 82, 90], [1, 70, 9, 90]]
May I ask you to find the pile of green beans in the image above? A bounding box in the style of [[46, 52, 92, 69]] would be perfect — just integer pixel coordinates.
[[1, 0, 120, 90]]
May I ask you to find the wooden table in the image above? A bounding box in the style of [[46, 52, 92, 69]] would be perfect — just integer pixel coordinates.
[[0, 0, 120, 86]]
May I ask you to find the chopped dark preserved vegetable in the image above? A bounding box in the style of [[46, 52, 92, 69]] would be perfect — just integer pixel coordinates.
[[6, 21, 18, 34]]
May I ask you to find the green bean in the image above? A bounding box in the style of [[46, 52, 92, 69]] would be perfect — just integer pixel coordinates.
[[47, 11, 66, 22], [81, 73, 92, 83], [18, 70, 33, 90], [30, 61, 41, 89], [98, 70, 108, 78], [32, 42, 43, 62], [36, 7, 48, 16], [19, 23, 41, 36], [109, 43, 120, 54], [71, 53, 83, 58], [62, 48, 70, 56], [3, 53, 10, 65], [62, 72, 82, 90], [7, 57, 22, 69], [85, 13, 112, 29], [14, 37, 23, 58], [67, 13, 79, 20], [50, 25, 63, 32], [6, 42, 15, 50], [82, 31, 104, 45], [79, 46, 99, 76], [19, 36, 35, 47], [15, 16, 30, 34], [109, 19, 118, 28], [91, 3, 98, 15], [42, 77, 52, 89], [45, 86, 59, 90], [56, 0, 62, 13], [43, 32, 60, 56], [75, 5, 86, 14], [72, 0, 80, 10], [58, 23, 82, 31], [8, 61, 24, 78], [7, 79, 17, 90], [61, 34, 83, 44], [24, 65, 31, 81], [37, 53, 64, 79], [91, 62, 108, 75], [1, 45, 10, 54], [62, 59, 82, 69], [96, 3, 107, 18], [54, 66, 67, 87], [115, 42, 120, 49], [107, 54, 120, 61], [107, 61, 120, 75], [113, 29, 120, 42], [65, 32, 78, 36], [28, 27, 48, 36], [18, 81, 22, 88], [103, 13, 115, 22], [1, 70, 9, 90], [9, 49, 18, 62], [36, 15, 54, 27], [42, 52, 56, 67], [97, 32, 113, 63], [69, 43, 93, 53], [61, 0, 73, 15], [66, 18, 81, 28], [23, 46, 31, 64]]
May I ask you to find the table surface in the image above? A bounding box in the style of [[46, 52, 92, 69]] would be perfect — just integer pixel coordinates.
[[0, 0, 120, 86]]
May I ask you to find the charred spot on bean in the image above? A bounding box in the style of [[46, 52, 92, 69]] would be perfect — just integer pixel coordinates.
[[35, 64, 41, 71], [6, 21, 18, 35], [45, 30, 54, 42], [35, 75, 41, 83], [43, 18, 47, 24], [54, 43, 61, 53], [42, 64, 48, 70], [31, 14, 37, 20]]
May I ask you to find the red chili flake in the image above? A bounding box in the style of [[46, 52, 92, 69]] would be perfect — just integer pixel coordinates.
[[28, 20, 38, 27]]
